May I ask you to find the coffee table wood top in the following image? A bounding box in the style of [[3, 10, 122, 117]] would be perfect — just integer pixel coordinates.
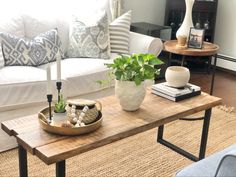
[[164, 40, 219, 56], [1, 90, 222, 165]]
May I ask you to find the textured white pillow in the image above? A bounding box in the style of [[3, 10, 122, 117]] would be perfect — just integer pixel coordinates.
[[0, 14, 25, 68], [109, 11, 132, 54], [67, 12, 110, 59]]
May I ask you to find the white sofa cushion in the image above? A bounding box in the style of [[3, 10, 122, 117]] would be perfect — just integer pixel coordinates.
[[0, 14, 25, 68], [23, 12, 69, 55], [39, 53, 119, 98], [65, 0, 112, 23], [0, 53, 118, 108], [0, 66, 45, 84], [0, 66, 52, 108]]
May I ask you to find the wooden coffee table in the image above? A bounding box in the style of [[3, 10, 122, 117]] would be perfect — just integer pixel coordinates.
[[1, 89, 222, 177]]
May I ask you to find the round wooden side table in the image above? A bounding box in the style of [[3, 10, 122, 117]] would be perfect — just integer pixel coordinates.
[[164, 40, 219, 95]]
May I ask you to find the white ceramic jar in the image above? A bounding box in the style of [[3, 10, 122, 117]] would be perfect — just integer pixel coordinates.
[[165, 66, 190, 88]]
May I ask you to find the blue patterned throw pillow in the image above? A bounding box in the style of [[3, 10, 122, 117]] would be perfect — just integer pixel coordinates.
[[67, 13, 110, 59], [0, 29, 63, 66]]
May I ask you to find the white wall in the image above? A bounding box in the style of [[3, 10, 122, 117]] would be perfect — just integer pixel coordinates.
[[214, 0, 236, 71], [122, 0, 166, 25], [215, 0, 236, 58]]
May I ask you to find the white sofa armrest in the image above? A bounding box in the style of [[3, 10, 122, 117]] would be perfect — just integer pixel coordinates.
[[129, 32, 163, 56]]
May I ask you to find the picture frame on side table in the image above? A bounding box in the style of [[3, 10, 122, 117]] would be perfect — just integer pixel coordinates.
[[188, 27, 205, 49]]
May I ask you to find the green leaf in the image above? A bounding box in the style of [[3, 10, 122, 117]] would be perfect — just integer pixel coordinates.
[[54, 94, 66, 113], [143, 65, 155, 79], [137, 55, 144, 65], [148, 58, 164, 65], [101, 54, 164, 84], [114, 70, 123, 80], [134, 75, 142, 86], [96, 80, 103, 85]]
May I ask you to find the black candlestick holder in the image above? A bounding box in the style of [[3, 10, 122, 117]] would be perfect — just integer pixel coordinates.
[[56, 81, 62, 102], [47, 94, 53, 122]]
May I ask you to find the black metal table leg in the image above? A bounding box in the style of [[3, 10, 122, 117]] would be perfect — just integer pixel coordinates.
[[181, 55, 185, 66], [210, 54, 217, 95], [168, 52, 172, 66], [157, 108, 212, 161], [199, 108, 212, 160], [207, 57, 211, 74], [18, 145, 28, 177], [56, 160, 66, 177], [157, 125, 164, 140]]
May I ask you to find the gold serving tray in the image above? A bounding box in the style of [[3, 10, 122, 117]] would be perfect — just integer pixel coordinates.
[[38, 107, 103, 136]]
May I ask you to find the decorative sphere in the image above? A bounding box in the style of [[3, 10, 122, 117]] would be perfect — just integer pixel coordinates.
[[80, 112, 85, 118], [75, 124, 80, 127], [72, 117, 78, 123]]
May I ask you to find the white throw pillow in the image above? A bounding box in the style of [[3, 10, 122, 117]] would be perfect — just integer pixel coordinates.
[[109, 11, 132, 54], [67, 12, 110, 59], [0, 14, 25, 68]]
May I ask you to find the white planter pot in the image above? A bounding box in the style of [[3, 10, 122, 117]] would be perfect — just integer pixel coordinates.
[[53, 112, 67, 123], [115, 80, 146, 111], [176, 0, 195, 39], [165, 66, 190, 88]]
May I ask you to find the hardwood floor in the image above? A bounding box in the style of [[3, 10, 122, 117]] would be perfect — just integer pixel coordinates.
[[190, 69, 236, 108]]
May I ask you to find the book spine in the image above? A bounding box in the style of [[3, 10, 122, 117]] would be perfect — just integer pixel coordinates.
[[151, 91, 176, 101], [152, 90, 201, 102], [152, 87, 179, 97], [152, 83, 201, 97], [175, 91, 201, 101]]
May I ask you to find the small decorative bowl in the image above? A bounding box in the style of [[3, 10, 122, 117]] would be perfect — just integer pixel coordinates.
[[165, 66, 190, 88], [66, 99, 102, 124]]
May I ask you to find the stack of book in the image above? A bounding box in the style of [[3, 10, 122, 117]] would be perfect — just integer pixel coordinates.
[[152, 82, 201, 102]]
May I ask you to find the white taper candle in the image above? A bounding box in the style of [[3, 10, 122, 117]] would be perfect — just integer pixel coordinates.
[[47, 67, 52, 95], [57, 54, 61, 82]]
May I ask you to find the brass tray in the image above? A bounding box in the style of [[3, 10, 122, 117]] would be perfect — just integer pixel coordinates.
[[38, 107, 102, 136]]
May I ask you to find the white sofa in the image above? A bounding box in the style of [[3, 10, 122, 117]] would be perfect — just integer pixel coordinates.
[[0, 12, 163, 111], [0, 0, 163, 151]]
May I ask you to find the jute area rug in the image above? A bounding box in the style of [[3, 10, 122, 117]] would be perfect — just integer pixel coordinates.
[[0, 106, 235, 177]]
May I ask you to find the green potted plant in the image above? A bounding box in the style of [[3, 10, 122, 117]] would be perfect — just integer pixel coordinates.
[[54, 94, 66, 113], [105, 54, 163, 111], [53, 94, 67, 121]]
